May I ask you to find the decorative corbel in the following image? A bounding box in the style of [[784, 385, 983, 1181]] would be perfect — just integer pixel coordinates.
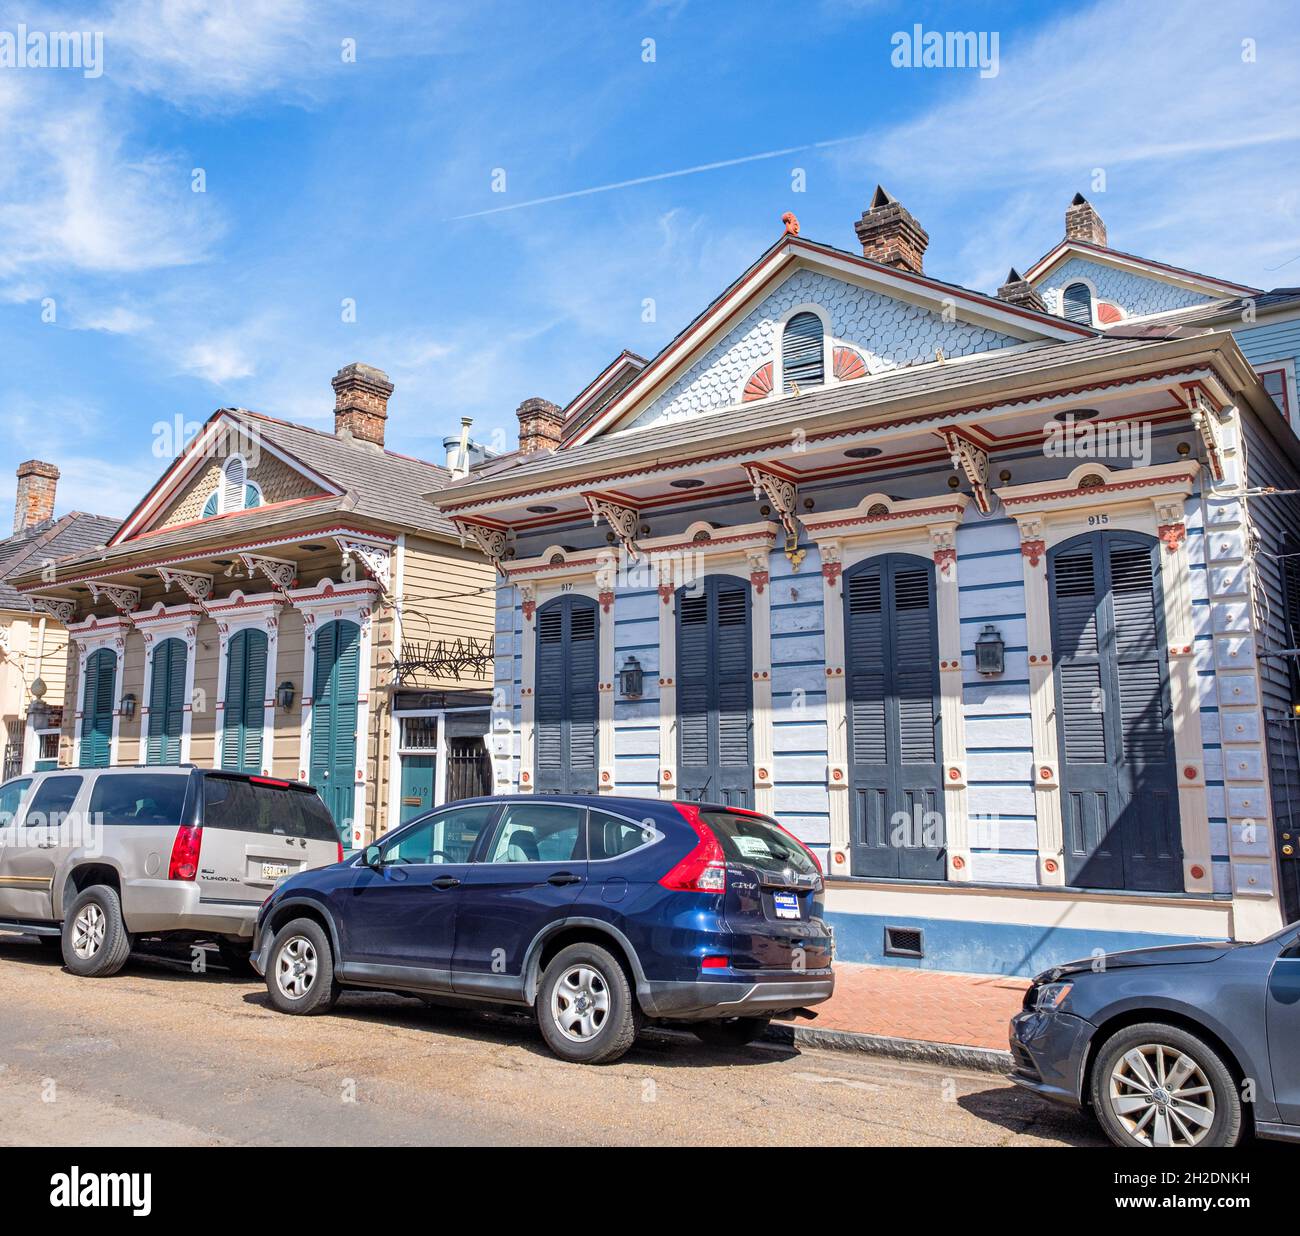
[[238, 554, 298, 605], [336, 538, 393, 594], [930, 527, 958, 579], [1155, 498, 1187, 553], [29, 595, 76, 624], [584, 495, 641, 561], [939, 429, 993, 514], [1188, 386, 1226, 482], [820, 543, 843, 588], [519, 584, 536, 624], [1016, 516, 1046, 569], [455, 520, 510, 577], [745, 548, 770, 595], [157, 567, 215, 612], [744, 463, 804, 569], [87, 581, 141, 620]]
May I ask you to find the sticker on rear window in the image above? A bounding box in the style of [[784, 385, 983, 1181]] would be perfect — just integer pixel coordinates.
[[733, 835, 776, 859]]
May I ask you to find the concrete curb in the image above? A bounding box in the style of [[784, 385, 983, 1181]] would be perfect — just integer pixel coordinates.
[[766, 1021, 1014, 1074]]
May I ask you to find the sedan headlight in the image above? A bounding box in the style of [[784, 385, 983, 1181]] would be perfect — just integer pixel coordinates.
[[1034, 981, 1073, 1011]]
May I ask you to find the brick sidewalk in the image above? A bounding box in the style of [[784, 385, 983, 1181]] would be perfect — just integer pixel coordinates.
[[777, 962, 1030, 1051]]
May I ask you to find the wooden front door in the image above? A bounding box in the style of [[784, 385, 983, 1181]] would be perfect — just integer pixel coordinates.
[[1049, 532, 1182, 891], [844, 555, 945, 879]]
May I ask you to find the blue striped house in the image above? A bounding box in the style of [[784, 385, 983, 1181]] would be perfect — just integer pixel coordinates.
[[433, 191, 1300, 975]]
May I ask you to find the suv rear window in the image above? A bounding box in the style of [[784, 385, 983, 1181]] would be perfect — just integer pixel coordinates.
[[201, 776, 337, 841], [89, 774, 189, 826], [700, 810, 818, 878]]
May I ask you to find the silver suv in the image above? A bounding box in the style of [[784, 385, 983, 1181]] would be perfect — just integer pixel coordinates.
[[0, 766, 341, 977]]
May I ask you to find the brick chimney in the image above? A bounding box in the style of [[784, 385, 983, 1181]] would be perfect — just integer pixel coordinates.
[[1065, 193, 1107, 247], [997, 267, 1047, 313], [517, 397, 564, 455], [13, 460, 58, 533], [854, 185, 929, 274], [332, 362, 394, 447]]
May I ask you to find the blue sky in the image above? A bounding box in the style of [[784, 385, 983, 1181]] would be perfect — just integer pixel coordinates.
[[1, 0, 1297, 518]]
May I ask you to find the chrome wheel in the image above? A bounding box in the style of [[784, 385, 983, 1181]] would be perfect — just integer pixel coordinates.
[[275, 935, 318, 1000], [550, 964, 610, 1042], [1108, 1043, 1216, 1147], [71, 904, 105, 959]]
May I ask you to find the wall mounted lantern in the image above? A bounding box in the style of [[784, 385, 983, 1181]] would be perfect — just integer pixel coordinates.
[[120, 693, 137, 721], [974, 625, 1005, 676], [277, 680, 296, 711], [618, 655, 644, 699]]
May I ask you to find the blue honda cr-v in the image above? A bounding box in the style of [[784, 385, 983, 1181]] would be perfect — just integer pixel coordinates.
[[251, 795, 834, 1062]]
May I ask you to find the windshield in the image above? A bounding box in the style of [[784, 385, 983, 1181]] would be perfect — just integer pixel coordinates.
[[700, 810, 818, 878]]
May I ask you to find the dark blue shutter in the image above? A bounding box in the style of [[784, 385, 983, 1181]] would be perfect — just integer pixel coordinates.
[[146, 638, 186, 765], [844, 555, 944, 878], [79, 648, 116, 768], [533, 596, 599, 794], [1050, 533, 1181, 891], [1062, 282, 1093, 325], [222, 628, 268, 773], [676, 576, 753, 806], [782, 312, 825, 391]]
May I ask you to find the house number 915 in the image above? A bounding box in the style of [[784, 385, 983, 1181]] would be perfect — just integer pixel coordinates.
[[1087, 514, 1109, 526]]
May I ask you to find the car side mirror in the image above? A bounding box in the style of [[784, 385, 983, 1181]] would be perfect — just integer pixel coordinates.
[[362, 844, 384, 871]]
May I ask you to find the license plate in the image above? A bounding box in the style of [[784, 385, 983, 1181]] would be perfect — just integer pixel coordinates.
[[773, 892, 800, 920], [261, 862, 291, 880]]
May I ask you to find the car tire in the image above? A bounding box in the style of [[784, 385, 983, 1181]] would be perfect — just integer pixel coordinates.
[[537, 942, 639, 1064], [265, 918, 339, 1015], [61, 886, 132, 977], [691, 1016, 772, 1048], [1090, 1021, 1242, 1148]]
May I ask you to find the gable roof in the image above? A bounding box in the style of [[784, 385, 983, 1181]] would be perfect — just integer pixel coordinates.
[[563, 230, 1096, 449], [110, 407, 460, 547], [0, 512, 121, 612], [1023, 237, 1259, 301], [1106, 287, 1300, 331]]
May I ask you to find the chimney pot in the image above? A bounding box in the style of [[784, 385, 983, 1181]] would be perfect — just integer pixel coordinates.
[[997, 267, 1047, 313], [854, 185, 930, 274], [332, 362, 394, 447], [517, 397, 564, 455], [1065, 193, 1108, 247], [14, 460, 59, 533]]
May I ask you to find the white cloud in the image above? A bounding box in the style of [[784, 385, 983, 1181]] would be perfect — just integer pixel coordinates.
[[181, 335, 257, 384], [75, 304, 153, 334]]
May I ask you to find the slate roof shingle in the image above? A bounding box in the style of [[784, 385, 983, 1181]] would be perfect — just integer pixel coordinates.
[[0, 513, 122, 611]]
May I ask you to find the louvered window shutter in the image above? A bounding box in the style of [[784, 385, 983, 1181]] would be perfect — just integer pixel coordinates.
[[1052, 547, 1107, 764], [309, 620, 338, 771], [223, 629, 268, 773], [715, 582, 751, 768], [147, 638, 186, 765], [1109, 544, 1166, 765], [534, 607, 565, 783], [893, 566, 938, 763], [677, 590, 711, 771], [1062, 282, 1093, 325], [222, 457, 246, 512], [846, 567, 887, 765], [80, 648, 116, 768], [782, 312, 825, 391], [568, 602, 598, 777]]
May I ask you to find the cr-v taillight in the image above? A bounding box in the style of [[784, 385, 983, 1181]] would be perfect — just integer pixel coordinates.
[[660, 803, 727, 893], [336, 840, 344, 864], [168, 824, 202, 881]]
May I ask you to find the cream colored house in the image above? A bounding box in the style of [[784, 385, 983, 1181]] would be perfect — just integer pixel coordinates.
[[10, 364, 497, 846]]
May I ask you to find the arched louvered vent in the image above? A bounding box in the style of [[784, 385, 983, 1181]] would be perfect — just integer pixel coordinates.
[[222, 456, 247, 512], [1062, 282, 1093, 325], [782, 312, 825, 391]]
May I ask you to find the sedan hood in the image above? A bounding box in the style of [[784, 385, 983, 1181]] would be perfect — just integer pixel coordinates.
[[1041, 940, 1239, 981]]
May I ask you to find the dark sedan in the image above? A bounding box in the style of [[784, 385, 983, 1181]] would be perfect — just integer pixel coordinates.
[[1010, 922, 1300, 1147]]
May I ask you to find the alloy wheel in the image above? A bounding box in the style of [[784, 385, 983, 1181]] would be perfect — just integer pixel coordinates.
[[71, 904, 105, 959], [1108, 1043, 1216, 1147], [551, 964, 610, 1042], [275, 935, 318, 1000]]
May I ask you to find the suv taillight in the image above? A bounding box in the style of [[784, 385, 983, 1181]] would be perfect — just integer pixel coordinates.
[[168, 824, 202, 881], [660, 803, 727, 894], [336, 841, 345, 864]]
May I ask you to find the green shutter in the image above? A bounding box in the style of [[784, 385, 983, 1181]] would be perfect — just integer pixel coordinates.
[[309, 619, 361, 834], [146, 638, 187, 765], [79, 647, 116, 768], [222, 628, 268, 773]]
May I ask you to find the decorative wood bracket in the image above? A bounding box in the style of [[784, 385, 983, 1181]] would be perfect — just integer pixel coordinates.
[[584, 495, 641, 561], [519, 583, 536, 623], [1015, 516, 1046, 568], [156, 567, 215, 611], [1189, 387, 1226, 482], [744, 463, 804, 568], [745, 548, 770, 595], [87, 581, 141, 619], [29, 595, 76, 624], [336, 538, 393, 594], [239, 554, 298, 605], [939, 429, 993, 514], [455, 520, 510, 576]]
